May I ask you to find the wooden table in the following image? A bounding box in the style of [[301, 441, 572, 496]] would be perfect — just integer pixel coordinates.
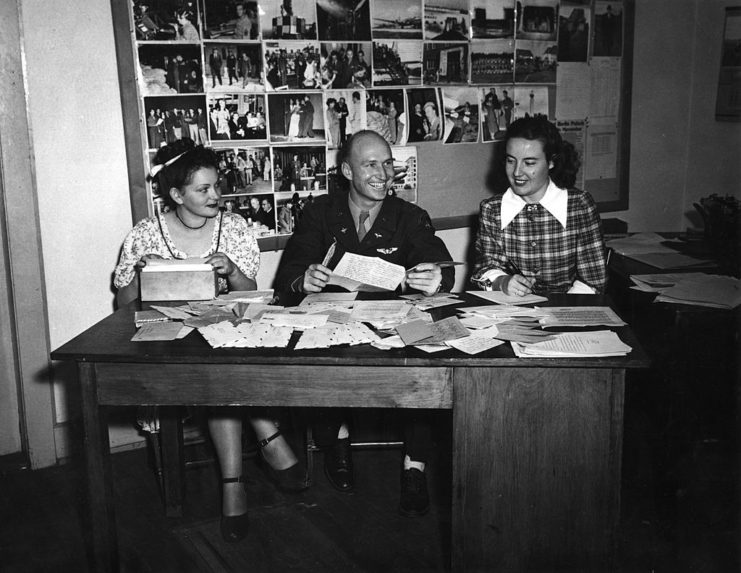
[[608, 247, 740, 448], [51, 293, 648, 572]]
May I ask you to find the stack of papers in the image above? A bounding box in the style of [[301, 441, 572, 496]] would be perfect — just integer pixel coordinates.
[[131, 322, 192, 341], [134, 309, 171, 328], [401, 292, 461, 310], [605, 233, 711, 268], [624, 252, 712, 269], [350, 300, 412, 328], [457, 304, 547, 327], [216, 290, 275, 303], [537, 307, 626, 328], [605, 233, 675, 255], [511, 330, 632, 358], [654, 274, 741, 309], [467, 290, 548, 305], [396, 316, 469, 345], [630, 273, 707, 292], [294, 323, 380, 349], [198, 322, 293, 348], [372, 324, 506, 355], [487, 320, 556, 343], [259, 311, 329, 329]]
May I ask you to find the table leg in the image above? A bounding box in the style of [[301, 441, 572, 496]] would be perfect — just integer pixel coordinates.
[[160, 407, 184, 517], [79, 362, 118, 573], [451, 366, 625, 572]]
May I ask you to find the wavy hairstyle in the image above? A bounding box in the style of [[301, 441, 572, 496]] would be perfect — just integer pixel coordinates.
[[505, 116, 581, 189], [150, 138, 220, 209]]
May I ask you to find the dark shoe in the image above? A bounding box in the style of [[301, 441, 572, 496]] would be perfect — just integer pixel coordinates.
[[220, 512, 249, 543], [220, 476, 249, 542], [258, 430, 310, 492], [399, 468, 429, 517], [262, 461, 310, 492], [324, 438, 354, 493]]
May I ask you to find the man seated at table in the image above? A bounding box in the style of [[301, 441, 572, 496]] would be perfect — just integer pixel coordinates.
[[274, 130, 455, 517]]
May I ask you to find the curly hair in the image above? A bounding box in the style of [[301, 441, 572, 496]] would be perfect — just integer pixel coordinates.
[[504, 116, 581, 189], [150, 138, 220, 209]]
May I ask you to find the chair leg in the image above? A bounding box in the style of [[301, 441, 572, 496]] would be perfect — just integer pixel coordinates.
[[148, 431, 164, 497], [305, 425, 316, 479]]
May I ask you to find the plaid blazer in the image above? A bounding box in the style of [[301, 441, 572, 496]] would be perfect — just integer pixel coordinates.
[[472, 188, 607, 294]]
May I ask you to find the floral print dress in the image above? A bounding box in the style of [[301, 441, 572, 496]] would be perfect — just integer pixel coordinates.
[[114, 210, 260, 293]]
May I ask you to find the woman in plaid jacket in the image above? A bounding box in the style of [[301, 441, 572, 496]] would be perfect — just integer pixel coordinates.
[[472, 116, 607, 296]]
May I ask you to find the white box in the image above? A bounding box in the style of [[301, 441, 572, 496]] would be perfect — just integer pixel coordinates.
[[140, 259, 217, 301]]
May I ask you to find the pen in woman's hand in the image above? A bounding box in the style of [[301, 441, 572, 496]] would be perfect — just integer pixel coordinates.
[[504, 259, 537, 292], [503, 259, 522, 276]]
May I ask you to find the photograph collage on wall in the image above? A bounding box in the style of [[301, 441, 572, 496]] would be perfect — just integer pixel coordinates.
[[132, 0, 625, 236]]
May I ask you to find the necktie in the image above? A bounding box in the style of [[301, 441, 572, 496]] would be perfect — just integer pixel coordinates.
[[357, 211, 369, 241]]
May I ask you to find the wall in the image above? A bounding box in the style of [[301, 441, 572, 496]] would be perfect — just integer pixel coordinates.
[[21, 0, 134, 451], [605, 0, 741, 231], [683, 2, 741, 208], [19, 0, 739, 461]]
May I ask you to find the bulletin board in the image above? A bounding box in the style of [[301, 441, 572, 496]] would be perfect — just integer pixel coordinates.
[[112, 0, 633, 249]]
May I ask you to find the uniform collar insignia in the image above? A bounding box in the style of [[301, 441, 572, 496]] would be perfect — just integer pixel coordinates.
[[377, 247, 397, 254]]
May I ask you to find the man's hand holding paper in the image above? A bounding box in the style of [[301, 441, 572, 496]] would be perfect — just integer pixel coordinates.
[[405, 262, 443, 296]]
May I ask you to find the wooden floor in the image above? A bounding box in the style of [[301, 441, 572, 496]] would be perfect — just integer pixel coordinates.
[[0, 401, 738, 573]]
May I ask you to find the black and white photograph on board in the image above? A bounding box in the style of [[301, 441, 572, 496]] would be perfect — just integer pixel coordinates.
[[132, 1, 175, 41], [132, 0, 201, 41], [267, 92, 325, 143], [214, 148, 246, 195], [479, 86, 511, 141], [372, 41, 423, 86], [423, 0, 469, 41], [558, 2, 591, 62], [316, 0, 371, 41], [275, 193, 297, 234], [515, 0, 558, 41], [138, 44, 203, 95], [512, 85, 551, 120], [272, 146, 327, 195], [227, 194, 278, 235], [320, 43, 372, 90], [470, 39, 514, 84], [207, 94, 267, 142], [263, 41, 322, 90], [405, 88, 443, 143], [324, 148, 342, 195], [371, 0, 423, 39], [365, 88, 405, 146], [593, 1, 623, 57], [203, 42, 264, 92], [513, 39, 557, 83], [323, 89, 366, 148], [423, 42, 469, 85], [202, 0, 259, 39], [387, 146, 418, 203], [274, 189, 325, 234], [143, 95, 208, 149], [470, 0, 515, 39], [442, 86, 480, 144], [213, 146, 273, 195], [260, 0, 318, 39]]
